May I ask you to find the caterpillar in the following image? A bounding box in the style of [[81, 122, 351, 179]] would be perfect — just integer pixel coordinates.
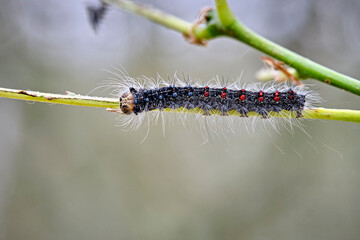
[[120, 84, 305, 117], [103, 71, 321, 137]]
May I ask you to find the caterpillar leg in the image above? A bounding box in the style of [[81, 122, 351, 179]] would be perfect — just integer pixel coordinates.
[[296, 111, 303, 118]]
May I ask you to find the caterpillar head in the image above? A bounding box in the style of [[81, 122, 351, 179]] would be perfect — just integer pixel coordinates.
[[119, 92, 134, 115]]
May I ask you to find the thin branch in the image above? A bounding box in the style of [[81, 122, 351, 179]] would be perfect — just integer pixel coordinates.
[[1, 87, 359, 123], [103, 0, 221, 40], [0, 87, 118, 109], [104, 0, 360, 96], [303, 108, 360, 123]]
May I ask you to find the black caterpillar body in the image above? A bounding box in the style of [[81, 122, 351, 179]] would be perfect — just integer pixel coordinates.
[[121, 86, 306, 118]]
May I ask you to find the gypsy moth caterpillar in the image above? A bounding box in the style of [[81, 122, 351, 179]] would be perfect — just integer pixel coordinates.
[[100, 68, 321, 140]]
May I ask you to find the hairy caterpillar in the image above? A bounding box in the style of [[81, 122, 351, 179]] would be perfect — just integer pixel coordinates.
[[121, 84, 305, 117], [102, 70, 321, 138]]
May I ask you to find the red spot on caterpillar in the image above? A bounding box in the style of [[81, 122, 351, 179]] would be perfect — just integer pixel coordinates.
[[289, 90, 294, 100], [259, 91, 264, 102], [274, 91, 280, 101], [204, 86, 209, 97], [221, 87, 227, 98], [240, 89, 246, 101]]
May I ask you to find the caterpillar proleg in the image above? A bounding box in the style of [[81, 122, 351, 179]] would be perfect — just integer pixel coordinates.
[[103, 70, 321, 137]]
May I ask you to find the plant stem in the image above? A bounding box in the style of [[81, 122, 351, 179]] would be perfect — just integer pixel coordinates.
[[103, 0, 218, 40], [104, 0, 360, 96], [303, 108, 360, 123], [0, 87, 118, 109], [1, 87, 359, 123], [214, 0, 360, 95]]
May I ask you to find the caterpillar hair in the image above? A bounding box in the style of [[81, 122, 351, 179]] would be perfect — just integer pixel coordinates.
[[101, 69, 321, 139]]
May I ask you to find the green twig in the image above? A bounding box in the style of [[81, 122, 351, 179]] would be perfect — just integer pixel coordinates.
[[303, 108, 360, 123], [0, 87, 118, 109], [1, 87, 359, 123], [103, 0, 221, 40], [214, 0, 360, 95], [104, 0, 360, 96]]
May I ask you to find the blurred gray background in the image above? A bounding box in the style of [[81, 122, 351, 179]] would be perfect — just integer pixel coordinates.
[[1, 0, 360, 239]]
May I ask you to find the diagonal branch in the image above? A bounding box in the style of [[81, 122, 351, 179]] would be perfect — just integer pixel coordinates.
[[214, 0, 360, 95]]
